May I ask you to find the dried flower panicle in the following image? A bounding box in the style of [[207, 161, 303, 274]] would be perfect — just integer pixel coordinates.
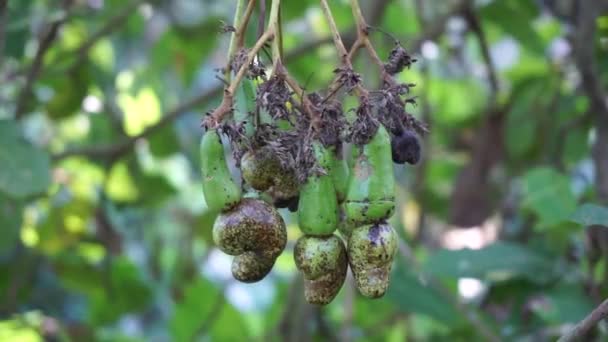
[[384, 43, 416, 75]]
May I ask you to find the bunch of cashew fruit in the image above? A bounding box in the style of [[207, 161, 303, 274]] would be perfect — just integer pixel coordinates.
[[201, 82, 422, 304]]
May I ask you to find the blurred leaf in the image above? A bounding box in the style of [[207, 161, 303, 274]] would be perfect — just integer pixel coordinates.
[[0, 192, 23, 253], [0, 121, 51, 198], [505, 77, 548, 159], [151, 19, 220, 85], [170, 278, 249, 341], [522, 167, 577, 228], [46, 66, 90, 119], [105, 162, 139, 203], [480, 0, 544, 54], [135, 173, 177, 206], [423, 242, 554, 283], [569, 203, 608, 227], [533, 285, 593, 324], [390, 260, 463, 326], [119, 87, 162, 137], [428, 79, 485, 125], [148, 126, 181, 158], [90, 257, 153, 324]]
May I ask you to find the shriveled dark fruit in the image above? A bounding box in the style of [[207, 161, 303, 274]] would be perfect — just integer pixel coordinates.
[[391, 129, 421, 165], [213, 198, 287, 283], [274, 196, 299, 213], [348, 221, 398, 298], [294, 235, 348, 305]]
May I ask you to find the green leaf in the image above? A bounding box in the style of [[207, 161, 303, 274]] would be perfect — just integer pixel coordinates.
[[521, 167, 577, 228], [423, 242, 553, 283], [570, 203, 608, 227], [389, 261, 463, 326], [170, 278, 249, 341], [0, 121, 51, 198]]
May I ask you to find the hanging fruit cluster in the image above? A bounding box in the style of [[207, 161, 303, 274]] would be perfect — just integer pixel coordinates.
[[200, 0, 427, 305]]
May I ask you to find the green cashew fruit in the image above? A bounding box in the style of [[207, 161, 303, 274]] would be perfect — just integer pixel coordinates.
[[240, 147, 299, 201], [294, 234, 348, 305], [348, 221, 398, 298], [200, 129, 241, 212], [329, 145, 349, 203], [344, 125, 395, 225], [298, 142, 338, 236], [213, 198, 287, 283]]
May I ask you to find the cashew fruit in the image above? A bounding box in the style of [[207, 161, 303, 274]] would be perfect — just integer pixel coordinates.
[[344, 125, 395, 225], [200, 129, 241, 212], [329, 145, 349, 203], [240, 147, 299, 201], [213, 198, 287, 283], [298, 142, 339, 236], [348, 221, 398, 298], [294, 234, 347, 305]]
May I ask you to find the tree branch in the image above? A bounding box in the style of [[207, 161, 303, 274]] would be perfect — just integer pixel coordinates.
[[558, 298, 608, 342], [14, 0, 75, 119], [464, 4, 499, 100]]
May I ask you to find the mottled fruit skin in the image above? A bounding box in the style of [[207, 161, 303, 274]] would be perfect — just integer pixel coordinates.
[[200, 129, 242, 212], [213, 198, 287, 283], [298, 143, 339, 236], [348, 221, 398, 298], [240, 147, 299, 201], [294, 235, 348, 305], [344, 125, 395, 225], [391, 130, 421, 165]]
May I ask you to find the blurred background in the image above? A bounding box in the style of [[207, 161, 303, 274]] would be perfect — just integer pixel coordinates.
[[1, 0, 608, 341]]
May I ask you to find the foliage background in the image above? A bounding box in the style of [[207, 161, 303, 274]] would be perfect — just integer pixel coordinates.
[[1, 0, 608, 341]]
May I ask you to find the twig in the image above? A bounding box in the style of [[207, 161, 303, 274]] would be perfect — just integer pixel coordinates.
[[236, 0, 257, 49], [224, 0, 248, 82], [53, 85, 222, 161], [14, 0, 75, 119], [465, 4, 499, 100], [67, 0, 146, 73], [558, 298, 608, 342], [206, 0, 280, 127], [571, 0, 608, 202]]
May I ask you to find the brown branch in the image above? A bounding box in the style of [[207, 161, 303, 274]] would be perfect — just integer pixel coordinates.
[[236, 0, 257, 48], [571, 1, 608, 202], [14, 0, 75, 119], [558, 298, 608, 342]]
